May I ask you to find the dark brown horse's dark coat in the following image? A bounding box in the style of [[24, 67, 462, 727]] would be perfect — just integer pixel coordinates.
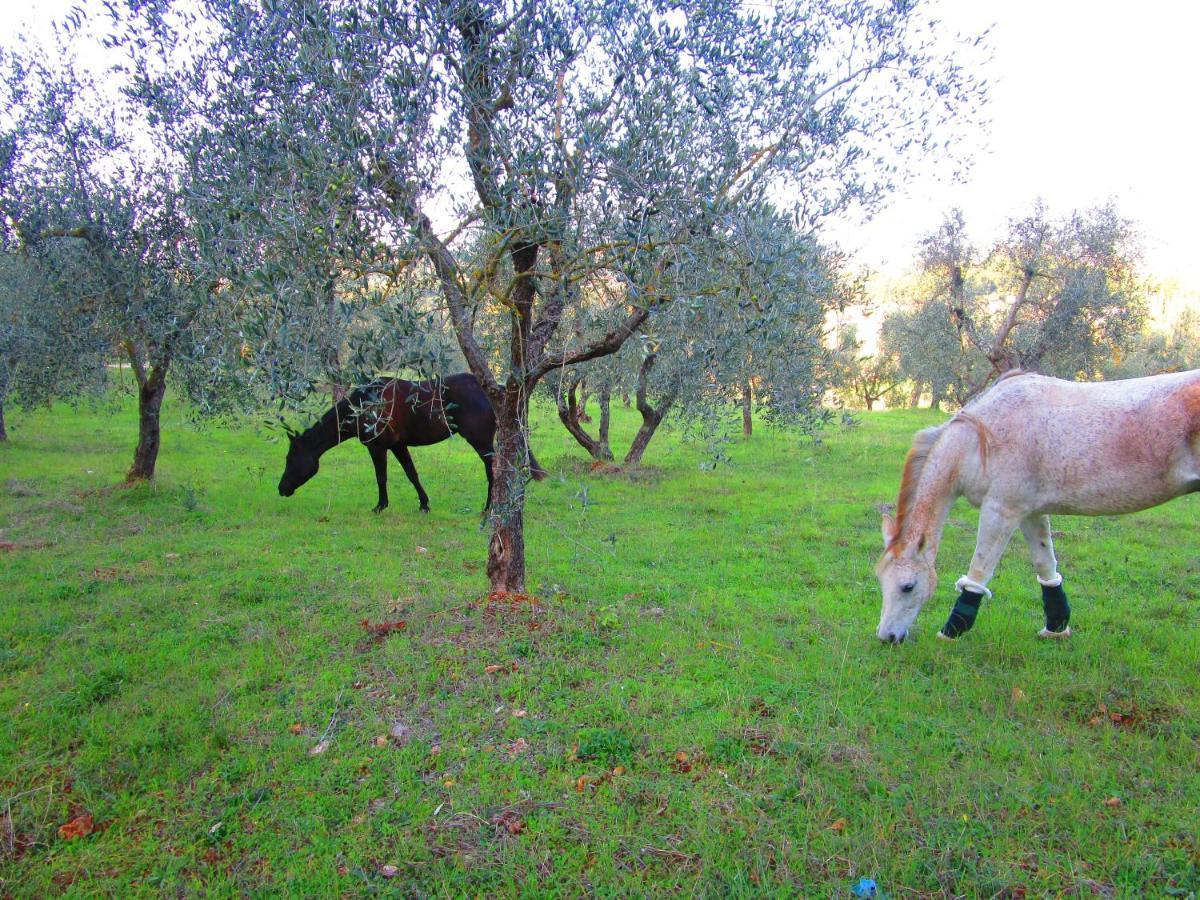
[[278, 374, 546, 512]]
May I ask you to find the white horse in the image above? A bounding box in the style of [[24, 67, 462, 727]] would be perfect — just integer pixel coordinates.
[[876, 369, 1200, 643]]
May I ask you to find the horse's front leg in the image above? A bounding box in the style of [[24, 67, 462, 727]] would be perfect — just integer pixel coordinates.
[[940, 501, 1023, 640], [392, 446, 430, 512], [369, 444, 389, 513], [1019, 514, 1071, 638]]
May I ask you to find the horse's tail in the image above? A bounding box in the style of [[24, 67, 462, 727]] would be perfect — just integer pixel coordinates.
[[528, 447, 548, 481]]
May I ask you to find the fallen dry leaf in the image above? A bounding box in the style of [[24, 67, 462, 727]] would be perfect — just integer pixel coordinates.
[[671, 751, 693, 773], [491, 810, 525, 835], [415, 546, 428, 554], [373, 735, 388, 747], [829, 818, 847, 832], [288, 723, 303, 734], [484, 664, 503, 674], [507, 738, 531, 758], [309, 739, 331, 755], [57, 813, 94, 840], [379, 864, 400, 878], [361, 619, 407, 638], [1011, 687, 1028, 702], [611, 766, 625, 777], [512, 708, 527, 718], [1103, 796, 1122, 808]]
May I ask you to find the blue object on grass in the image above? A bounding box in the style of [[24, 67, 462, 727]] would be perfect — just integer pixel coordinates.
[[851, 877, 878, 897]]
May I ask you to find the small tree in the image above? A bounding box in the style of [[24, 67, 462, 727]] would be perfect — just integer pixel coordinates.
[[830, 324, 901, 410], [550, 205, 843, 464], [0, 42, 242, 480], [917, 202, 1147, 393], [879, 282, 989, 409]]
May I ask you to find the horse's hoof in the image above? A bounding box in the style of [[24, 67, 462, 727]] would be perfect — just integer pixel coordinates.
[[419, 506, 430, 514], [936, 631, 956, 641], [372, 506, 387, 514], [1038, 626, 1071, 639]]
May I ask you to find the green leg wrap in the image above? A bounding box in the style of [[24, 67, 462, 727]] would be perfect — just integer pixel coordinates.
[[1041, 582, 1070, 634], [940, 589, 984, 639]]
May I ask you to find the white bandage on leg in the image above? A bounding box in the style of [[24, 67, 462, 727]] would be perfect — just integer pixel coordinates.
[[954, 575, 993, 598], [1036, 572, 1063, 587]]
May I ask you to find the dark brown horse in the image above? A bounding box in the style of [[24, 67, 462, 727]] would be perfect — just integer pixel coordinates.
[[278, 373, 546, 513]]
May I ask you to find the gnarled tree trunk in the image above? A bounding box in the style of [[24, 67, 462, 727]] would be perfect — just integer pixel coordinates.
[[555, 373, 613, 461], [597, 387, 612, 455], [127, 365, 168, 481], [625, 353, 676, 466], [486, 385, 533, 593]]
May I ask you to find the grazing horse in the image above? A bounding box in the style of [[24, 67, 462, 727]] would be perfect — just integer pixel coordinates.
[[278, 373, 546, 513], [876, 369, 1200, 643]]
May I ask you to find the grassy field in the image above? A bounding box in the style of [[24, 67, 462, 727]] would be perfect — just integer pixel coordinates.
[[1, 394, 1198, 897]]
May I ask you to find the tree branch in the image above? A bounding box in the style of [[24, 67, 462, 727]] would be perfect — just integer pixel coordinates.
[[533, 304, 649, 380], [375, 165, 499, 396]]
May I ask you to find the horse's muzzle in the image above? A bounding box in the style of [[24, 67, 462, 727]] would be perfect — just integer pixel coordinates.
[[278, 484, 294, 497], [878, 630, 907, 645]]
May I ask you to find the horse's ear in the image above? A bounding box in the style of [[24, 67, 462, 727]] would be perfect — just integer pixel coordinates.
[[881, 513, 898, 549]]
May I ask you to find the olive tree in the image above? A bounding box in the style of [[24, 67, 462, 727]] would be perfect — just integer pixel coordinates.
[[878, 279, 990, 409], [829, 323, 901, 410], [915, 202, 1147, 393], [120, 0, 985, 592], [0, 44, 243, 479]]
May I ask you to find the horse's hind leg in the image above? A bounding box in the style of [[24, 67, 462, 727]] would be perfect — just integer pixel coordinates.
[[1019, 514, 1071, 638], [465, 437, 495, 511], [368, 444, 389, 513], [392, 446, 430, 512]]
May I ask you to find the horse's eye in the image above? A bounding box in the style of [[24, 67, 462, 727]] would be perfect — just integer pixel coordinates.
[[900, 582, 916, 594]]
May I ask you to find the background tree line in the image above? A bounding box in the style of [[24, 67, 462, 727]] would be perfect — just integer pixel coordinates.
[[828, 201, 1188, 411]]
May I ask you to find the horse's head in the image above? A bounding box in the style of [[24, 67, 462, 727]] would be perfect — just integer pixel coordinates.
[[278, 432, 319, 497], [875, 514, 937, 643]]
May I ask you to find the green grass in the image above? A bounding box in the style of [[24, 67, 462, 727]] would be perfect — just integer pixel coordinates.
[[1, 395, 1198, 896]]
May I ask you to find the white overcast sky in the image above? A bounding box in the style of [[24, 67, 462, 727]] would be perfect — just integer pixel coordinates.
[[832, 0, 1200, 285], [6, 0, 1199, 284]]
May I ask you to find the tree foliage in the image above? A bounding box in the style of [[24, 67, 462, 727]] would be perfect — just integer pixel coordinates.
[[549, 205, 842, 462]]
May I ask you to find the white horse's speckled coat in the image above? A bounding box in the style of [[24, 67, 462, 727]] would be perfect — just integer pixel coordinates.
[[875, 369, 1200, 642]]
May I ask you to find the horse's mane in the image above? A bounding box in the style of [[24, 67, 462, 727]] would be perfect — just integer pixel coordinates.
[[888, 411, 991, 553], [298, 380, 390, 446], [890, 424, 945, 552]]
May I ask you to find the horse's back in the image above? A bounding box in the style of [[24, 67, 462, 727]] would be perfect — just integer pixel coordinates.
[[377, 373, 495, 447], [966, 369, 1200, 514]]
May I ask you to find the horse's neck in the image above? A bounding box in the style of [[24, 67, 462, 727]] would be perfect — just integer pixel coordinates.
[[897, 436, 965, 559], [304, 408, 354, 456]]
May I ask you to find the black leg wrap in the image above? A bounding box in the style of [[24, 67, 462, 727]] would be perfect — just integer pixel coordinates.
[[940, 589, 985, 639], [1041, 582, 1070, 634]]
